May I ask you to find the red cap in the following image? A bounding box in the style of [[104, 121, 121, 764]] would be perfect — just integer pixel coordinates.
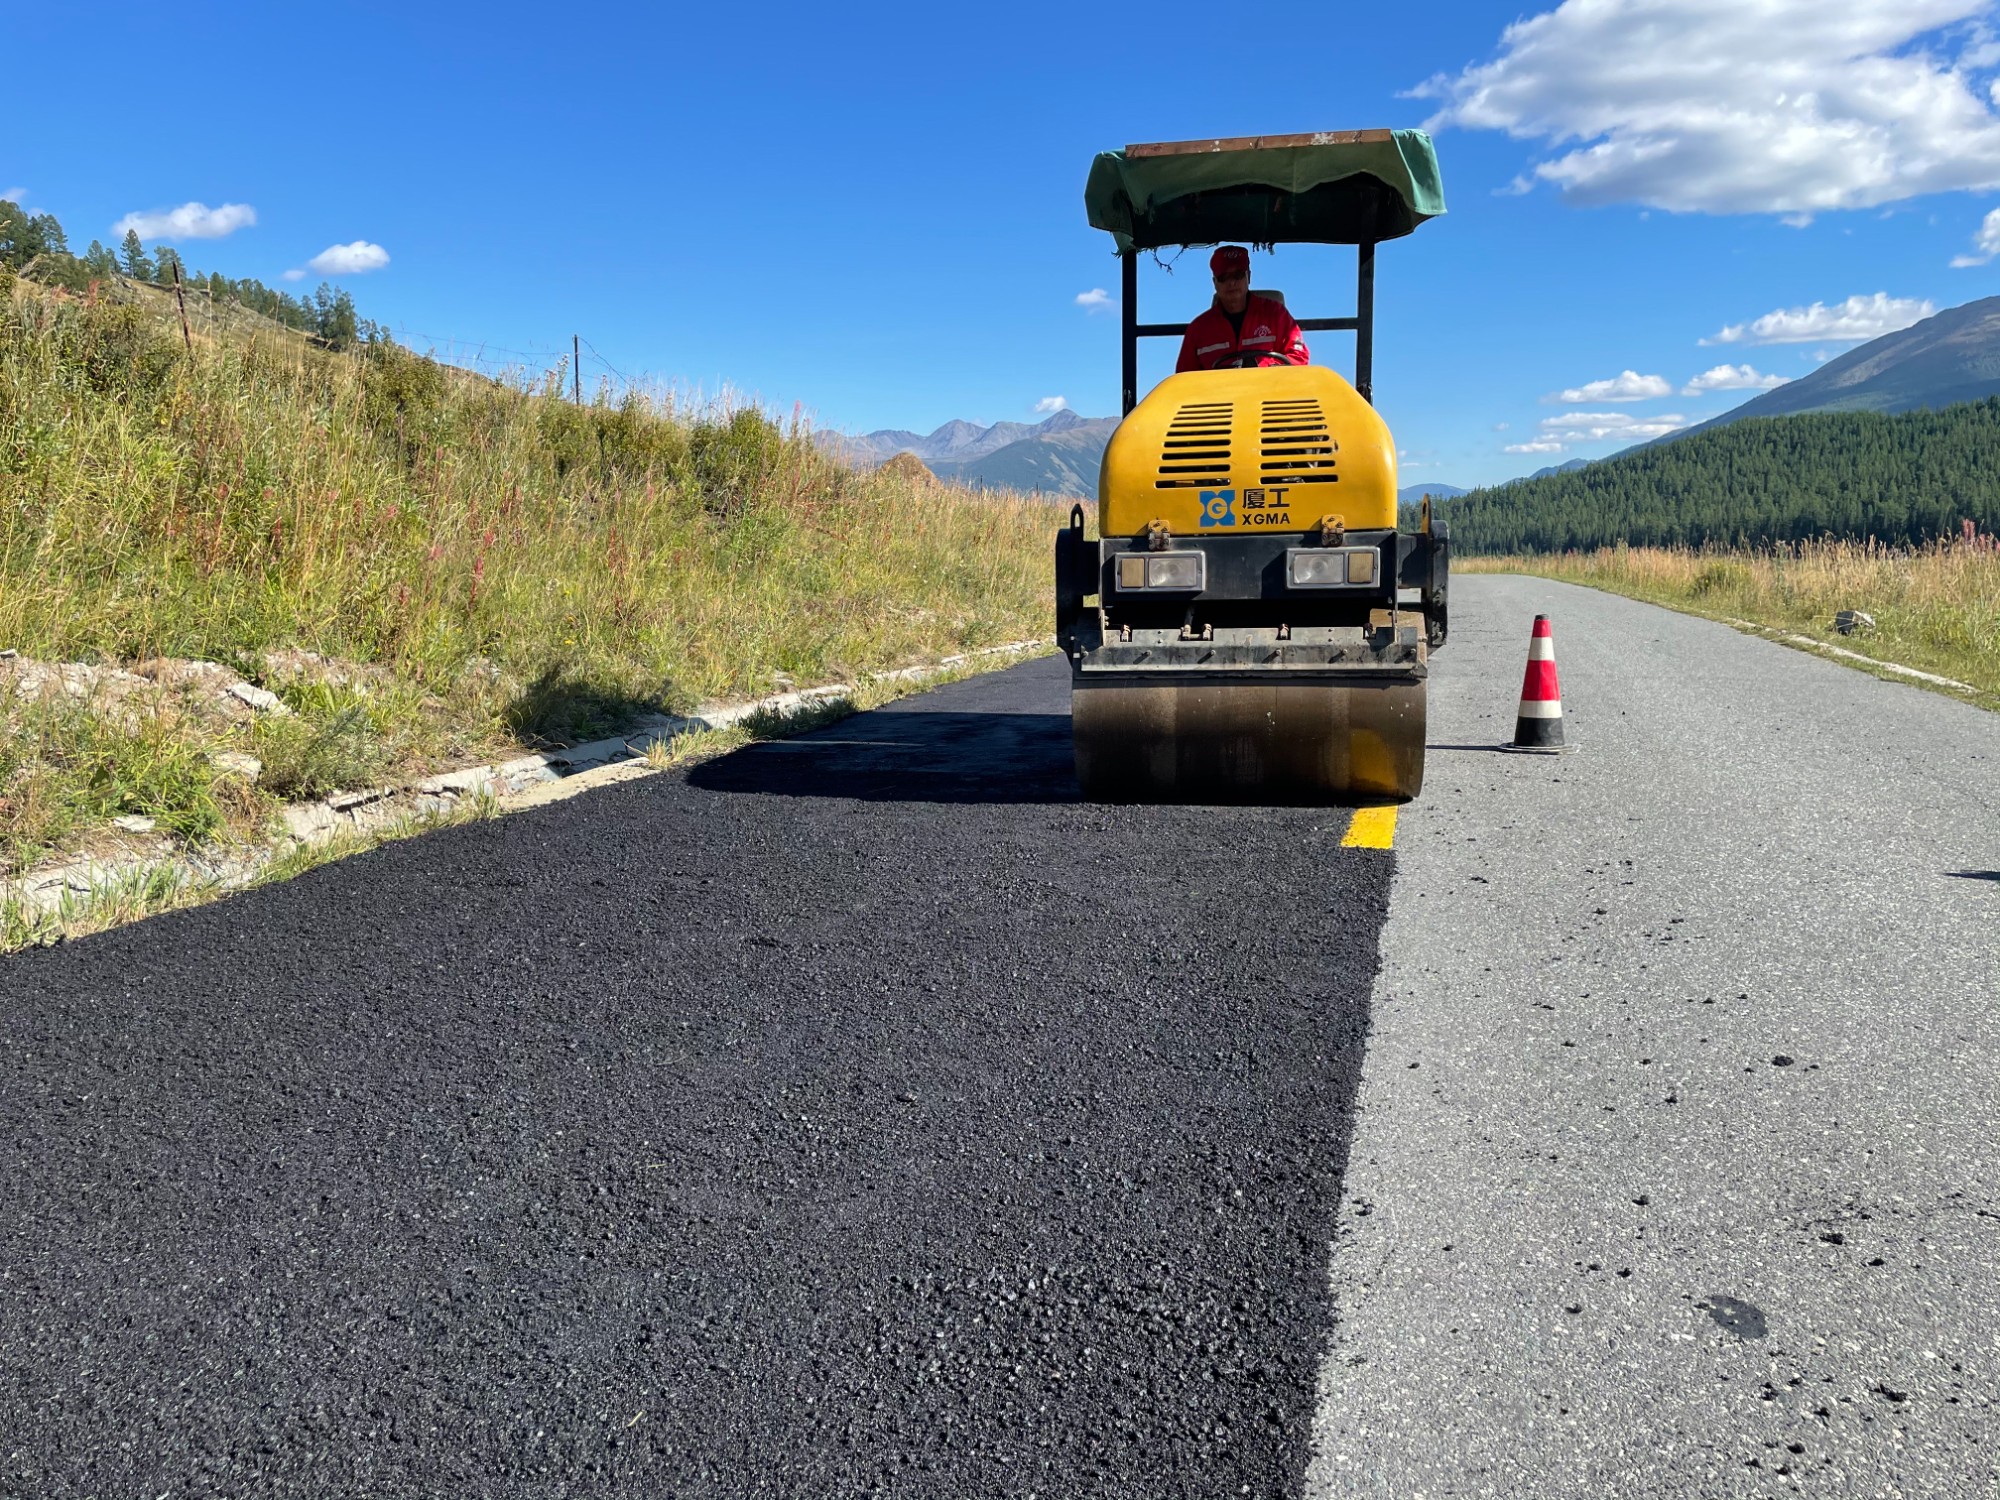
[[1210, 245, 1249, 276]]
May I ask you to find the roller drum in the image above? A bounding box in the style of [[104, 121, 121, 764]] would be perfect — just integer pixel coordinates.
[[1072, 675, 1426, 803]]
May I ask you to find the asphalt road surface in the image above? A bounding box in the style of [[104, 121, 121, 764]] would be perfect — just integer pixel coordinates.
[[2, 656, 1387, 1498], [3, 576, 1995, 1498]]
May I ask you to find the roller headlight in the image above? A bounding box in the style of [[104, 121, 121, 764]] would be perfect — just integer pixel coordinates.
[[1116, 551, 1206, 592], [1286, 547, 1380, 589]]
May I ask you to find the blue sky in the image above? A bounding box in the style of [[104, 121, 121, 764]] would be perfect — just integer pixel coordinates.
[[8, 0, 2000, 486]]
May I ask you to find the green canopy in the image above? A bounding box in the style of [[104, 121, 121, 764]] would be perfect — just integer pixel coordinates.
[[1084, 129, 1445, 252]]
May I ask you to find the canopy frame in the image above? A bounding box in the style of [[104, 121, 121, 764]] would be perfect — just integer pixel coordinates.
[[1120, 243, 1374, 415], [1091, 128, 1444, 413]]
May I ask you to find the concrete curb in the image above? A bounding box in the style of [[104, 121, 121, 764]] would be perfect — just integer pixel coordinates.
[[1720, 617, 1981, 694], [3, 639, 1050, 923]]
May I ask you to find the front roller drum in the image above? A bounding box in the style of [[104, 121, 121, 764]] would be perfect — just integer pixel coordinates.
[[1072, 675, 1427, 803]]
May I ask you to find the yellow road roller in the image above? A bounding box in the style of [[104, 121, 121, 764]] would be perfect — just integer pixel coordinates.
[[1058, 129, 1450, 802]]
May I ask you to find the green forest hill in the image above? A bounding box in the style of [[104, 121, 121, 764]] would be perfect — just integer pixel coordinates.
[[1445, 399, 2000, 555], [1, 196, 377, 346]]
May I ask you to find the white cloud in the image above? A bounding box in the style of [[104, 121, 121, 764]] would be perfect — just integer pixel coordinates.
[[1033, 396, 1069, 414], [112, 201, 256, 241], [1075, 288, 1115, 312], [307, 240, 390, 275], [1539, 410, 1690, 441], [1683, 362, 1791, 394], [1702, 292, 1933, 344], [281, 268, 306, 282], [1550, 370, 1673, 402], [1950, 205, 2000, 264], [1, 187, 25, 205], [1505, 440, 1567, 453], [1493, 421, 1511, 430], [1413, 0, 2000, 216]]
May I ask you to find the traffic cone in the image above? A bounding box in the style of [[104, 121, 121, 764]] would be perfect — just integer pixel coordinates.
[[1505, 614, 1568, 752]]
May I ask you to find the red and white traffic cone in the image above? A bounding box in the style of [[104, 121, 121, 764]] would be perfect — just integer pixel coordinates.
[[1505, 614, 1568, 752]]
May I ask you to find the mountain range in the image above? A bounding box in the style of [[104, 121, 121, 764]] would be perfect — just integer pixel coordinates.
[[816, 410, 1116, 496]]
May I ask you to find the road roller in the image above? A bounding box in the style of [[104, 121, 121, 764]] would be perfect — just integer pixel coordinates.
[[1058, 128, 1451, 803]]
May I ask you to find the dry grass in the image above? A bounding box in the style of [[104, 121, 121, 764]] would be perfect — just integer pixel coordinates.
[[1463, 539, 2000, 707], [0, 270, 1062, 877]]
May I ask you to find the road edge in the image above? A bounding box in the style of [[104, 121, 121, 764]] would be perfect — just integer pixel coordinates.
[[2, 639, 1053, 951]]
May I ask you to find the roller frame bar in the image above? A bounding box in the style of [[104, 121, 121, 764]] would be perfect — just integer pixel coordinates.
[[1120, 242, 1377, 414]]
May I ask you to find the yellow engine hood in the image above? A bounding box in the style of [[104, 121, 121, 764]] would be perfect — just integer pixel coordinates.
[[1098, 365, 1396, 537]]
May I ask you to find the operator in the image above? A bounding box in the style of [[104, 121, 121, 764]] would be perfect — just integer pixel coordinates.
[[1175, 245, 1309, 372]]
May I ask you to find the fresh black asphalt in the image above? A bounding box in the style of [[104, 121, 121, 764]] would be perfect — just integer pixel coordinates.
[[0, 654, 1393, 1499]]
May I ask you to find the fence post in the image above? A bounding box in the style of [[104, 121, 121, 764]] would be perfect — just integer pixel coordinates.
[[573, 334, 581, 405], [171, 260, 193, 352]]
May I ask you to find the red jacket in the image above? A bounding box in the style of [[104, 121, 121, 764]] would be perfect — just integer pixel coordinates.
[[1175, 294, 1310, 372]]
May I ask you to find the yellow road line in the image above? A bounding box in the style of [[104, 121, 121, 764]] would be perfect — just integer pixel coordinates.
[[1341, 805, 1398, 849]]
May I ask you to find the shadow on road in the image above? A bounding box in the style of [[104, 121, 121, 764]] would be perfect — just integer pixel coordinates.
[[688, 708, 1082, 804], [1945, 870, 2000, 883]]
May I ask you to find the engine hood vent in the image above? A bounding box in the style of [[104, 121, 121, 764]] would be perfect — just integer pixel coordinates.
[[1155, 402, 1233, 488]]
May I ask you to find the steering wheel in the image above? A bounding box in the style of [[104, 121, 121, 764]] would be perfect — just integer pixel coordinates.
[[1209, 350, 1291, 370]]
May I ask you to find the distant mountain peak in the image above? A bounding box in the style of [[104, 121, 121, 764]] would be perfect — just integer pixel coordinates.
[[815, 409, 1112, 494]]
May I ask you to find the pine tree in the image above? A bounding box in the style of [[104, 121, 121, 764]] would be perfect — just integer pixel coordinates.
[[83, 240, 118, 278], [324, 287, 359, 348], [27, 212, 67, 256], [152, 245, 182, 285], [0, 199, 39, 266], [119, 229, 152, 280]]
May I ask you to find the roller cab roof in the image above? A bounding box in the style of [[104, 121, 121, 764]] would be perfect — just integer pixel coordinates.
[[1084, 129, 1445, 252]]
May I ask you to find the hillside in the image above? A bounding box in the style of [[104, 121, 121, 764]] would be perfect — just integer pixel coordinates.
[[0, 268, 1056, 889], [1519, 458, 1591, 482], [2, 195, 379, 348], [1646, 296, 2000, 449], [1444, 398, 2000, 554], [957, 422, 1112, 495]]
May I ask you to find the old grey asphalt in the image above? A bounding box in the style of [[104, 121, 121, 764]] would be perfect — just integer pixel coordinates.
[[1, 657, 1390, 1499], [1311, 575, 1999, 1499]]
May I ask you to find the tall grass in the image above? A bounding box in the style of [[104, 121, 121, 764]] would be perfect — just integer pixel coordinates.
[[0, 270, 1061, 873], [0, 272, 1051, 705], [1463, 539, 2000, 703]]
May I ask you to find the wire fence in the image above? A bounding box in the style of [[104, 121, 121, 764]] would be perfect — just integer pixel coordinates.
[[27, 263, 855, 441], [385, 323, 782, 427]]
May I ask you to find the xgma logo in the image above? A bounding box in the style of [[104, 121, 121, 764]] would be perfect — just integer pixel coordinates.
[[1199, 489, 1236, 528]]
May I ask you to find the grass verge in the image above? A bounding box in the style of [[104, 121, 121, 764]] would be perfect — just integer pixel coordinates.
[[0, 271, 1070, 882], [0, 647, 1046, 954], [1462, 540, 2000, 711]]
